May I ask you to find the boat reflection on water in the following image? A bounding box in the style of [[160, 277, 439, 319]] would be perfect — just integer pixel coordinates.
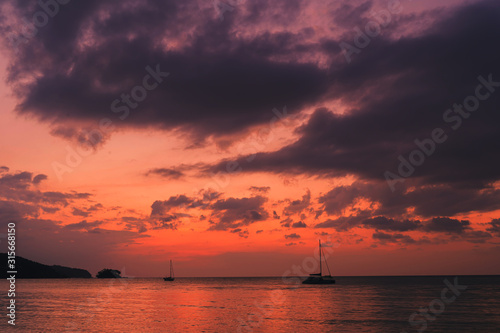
[[302, 240, 335, 284]]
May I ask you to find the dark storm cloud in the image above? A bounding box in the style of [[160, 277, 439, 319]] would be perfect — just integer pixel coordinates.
[[149, 212, 189, 230], [372, 232, 418, 245], [284, 233, 301, 239], [68, 203, 104, 217], [207, 0, 500, 217], [150, 195, 194, 216], [0, 169, 92, 211], [362, 216, 421, 232], [280, 218, 308, 228], [18, 218, 149, 273], [315, 180, 500, 220], [32, 174, 48, 184], [72, 207, 90, 217], [150, 190, 224, 217], [243, 0, 303, 26], [230, 228, 249, 238], [318, 183, 364, 216], [2, 0, 500, 233], [0, 184, 149, 268], [160, 215, 179, 223], [0, 171, 33, 189], [249, 186, 271, 194], [283, 190, 311, 216], [119, 216, 148, 233], [372, 227, 493, 246], [280, 217, 293, 228], [422, 217, 471, 234], [191, 190, 223, 207], [371, 232, 450, 246], [146, 168, 185, 180], [152, 219, 181, 231], [292, 221, 307, 228], [332, 1, 373, 28], [0, 200, 39, 222], [208, 195, 269, 230], [487, 219, 500, 236], [460, 230, 492, 244], [316, 214, 484, 241], [41, 206, 60, 214], [148, 190, 257, 231], [2, 0, 327, 141], [88, 203, 103, 211], [314, 211, 373, 231], [41, 191, 92, 206], [64, 220, 104, 230]]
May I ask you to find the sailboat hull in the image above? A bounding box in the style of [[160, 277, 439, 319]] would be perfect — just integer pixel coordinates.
[[302, 276, 336, 284], [301, 240, 336, 284], [163, 277, 175, 281]]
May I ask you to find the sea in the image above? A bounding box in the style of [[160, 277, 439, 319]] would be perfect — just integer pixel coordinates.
[[1, 275, 499, 332]]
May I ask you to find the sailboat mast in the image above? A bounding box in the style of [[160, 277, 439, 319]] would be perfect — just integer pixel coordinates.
[[319, 239, 322, 276]]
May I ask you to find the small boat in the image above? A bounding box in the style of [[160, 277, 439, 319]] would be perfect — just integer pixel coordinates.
[[302, 240, 336, 284], [163, 260, 175, 281]]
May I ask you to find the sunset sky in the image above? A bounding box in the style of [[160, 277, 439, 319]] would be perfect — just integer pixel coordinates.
[[1, 0, 499, 277]]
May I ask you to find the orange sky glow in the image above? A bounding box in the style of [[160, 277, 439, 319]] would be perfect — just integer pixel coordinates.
[[1, 0, 499, 278]]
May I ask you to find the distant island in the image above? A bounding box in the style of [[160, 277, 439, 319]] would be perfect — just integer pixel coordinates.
[[0, 253, 91, 279], [96, 269, 122, 278]]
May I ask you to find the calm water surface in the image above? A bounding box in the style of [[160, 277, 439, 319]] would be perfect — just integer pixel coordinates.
[[1, 276, 499, 332]]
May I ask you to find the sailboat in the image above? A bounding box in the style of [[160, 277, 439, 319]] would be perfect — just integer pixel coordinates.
[[163, 260, 175, 281], [302, 240, 336, 284]]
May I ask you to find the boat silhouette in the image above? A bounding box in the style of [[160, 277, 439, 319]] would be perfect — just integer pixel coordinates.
[[163, 260, 175, 281], [302, 240, 336, 284]]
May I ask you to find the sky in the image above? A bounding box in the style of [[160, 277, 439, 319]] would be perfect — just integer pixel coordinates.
[[0, 0, 499, 277]]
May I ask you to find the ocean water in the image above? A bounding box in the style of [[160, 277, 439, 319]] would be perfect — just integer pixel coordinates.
[[1, 276, 499, 332]]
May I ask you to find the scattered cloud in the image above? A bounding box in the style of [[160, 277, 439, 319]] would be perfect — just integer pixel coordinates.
[[292, 221, 307, 228], [249, 186, 271, 194], [284, 233, 301, 239], [487, 219, 500, 236], [146, 168, 185, 180], [64, 220, 104, 231], [208, 195, 269, 231]]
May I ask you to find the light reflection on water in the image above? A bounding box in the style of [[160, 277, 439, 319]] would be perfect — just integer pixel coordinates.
[[1, 276, 499, 332]]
